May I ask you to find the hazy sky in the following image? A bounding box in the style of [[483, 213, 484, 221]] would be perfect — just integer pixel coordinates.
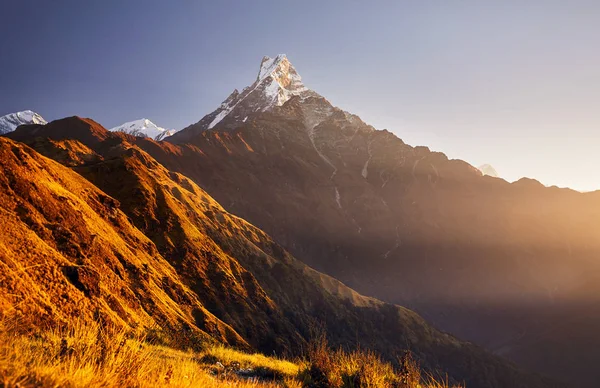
[[1, 1, 599, 191]]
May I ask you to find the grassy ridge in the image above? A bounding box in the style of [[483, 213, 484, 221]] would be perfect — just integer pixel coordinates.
[[0, 320, 457, 388]]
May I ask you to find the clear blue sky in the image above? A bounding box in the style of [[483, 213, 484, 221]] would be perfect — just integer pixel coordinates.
[[1, 1, 599, 191]]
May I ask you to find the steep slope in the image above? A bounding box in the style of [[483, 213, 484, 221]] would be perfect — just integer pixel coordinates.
[[0, 137, 245, 348], [75, 144, 307, 353], [149, 55, 600, 386], [110, 118, 177, 141], [0, 110, 46, 134], [4, 117, 560, 388]]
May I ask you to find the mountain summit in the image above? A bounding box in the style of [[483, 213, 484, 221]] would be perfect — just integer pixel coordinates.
[[109, 118, 176, 141], [0, 110, 46, 134], [478, 164, 499, 177], [172, 54, 320, 140], [254, 54, 316, 106]]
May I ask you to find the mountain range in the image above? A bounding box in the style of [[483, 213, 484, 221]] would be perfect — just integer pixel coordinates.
[[158, 55, 600, 387], [1, 54, 596, 387], [2, 116, 557, 388]]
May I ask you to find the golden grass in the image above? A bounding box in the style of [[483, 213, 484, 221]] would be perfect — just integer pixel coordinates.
[[0, 319, 459, 388], [0, 319, 294, 387], [205, 344, 301, 378], [298, 333, 463, 388]]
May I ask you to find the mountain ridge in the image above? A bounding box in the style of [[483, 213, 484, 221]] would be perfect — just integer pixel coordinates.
[[2, 116, 561, 388], [148, 54, 600, 387], [2, 54, 588, 387]]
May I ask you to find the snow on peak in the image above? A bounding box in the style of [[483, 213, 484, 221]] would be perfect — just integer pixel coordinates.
[[259, 54, 309, 105], [0, 110, 47, 135], [478, 164, 499, 178], [110, 118, 177, 141], [206, 54, 316, 129], [258, 54, 288, 81]]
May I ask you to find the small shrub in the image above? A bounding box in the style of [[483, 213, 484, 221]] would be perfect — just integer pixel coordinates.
[[298, 335, 460, 388]]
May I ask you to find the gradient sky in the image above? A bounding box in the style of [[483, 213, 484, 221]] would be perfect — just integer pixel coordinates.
[[1, 1, 599, 190]]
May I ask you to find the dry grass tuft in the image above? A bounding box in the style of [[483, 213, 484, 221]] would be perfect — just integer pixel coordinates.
[[0, 319, 459, 388], [298, 334, 462, 388], [0, 319, 293, 387]]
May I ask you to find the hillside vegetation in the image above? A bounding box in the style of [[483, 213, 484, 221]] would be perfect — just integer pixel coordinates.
[[0, 319, 457, 388]]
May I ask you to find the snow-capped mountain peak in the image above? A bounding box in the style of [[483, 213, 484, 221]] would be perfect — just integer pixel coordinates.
[[170, 54, 372, 144], [258, 55, 285, 80], [195, 54, 318, 131], [0, 110, 47, 135], [258, 54, 310, 106], [109, 118, 177, 141], [478, 164, 499, 178]]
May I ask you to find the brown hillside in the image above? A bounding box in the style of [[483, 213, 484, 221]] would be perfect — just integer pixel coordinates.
[[0, 136, 247, 347]]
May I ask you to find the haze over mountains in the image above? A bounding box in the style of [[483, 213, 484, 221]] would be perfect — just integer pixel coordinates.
[[1, 54, 598, 387]]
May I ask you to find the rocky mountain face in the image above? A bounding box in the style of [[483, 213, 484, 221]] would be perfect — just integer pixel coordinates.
[[3, 117, 560, 388], [0, 110, 46, 134], [110, 118, 177, 141], [131, 55, 600, 387]]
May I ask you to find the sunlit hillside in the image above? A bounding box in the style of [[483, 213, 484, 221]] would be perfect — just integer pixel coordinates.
[[0, 320, 457, 388]]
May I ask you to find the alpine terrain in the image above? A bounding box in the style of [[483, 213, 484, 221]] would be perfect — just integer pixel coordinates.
[[123, 54, 599, 387], [3, 109, 561, 386], [0, 54, 588, 387]]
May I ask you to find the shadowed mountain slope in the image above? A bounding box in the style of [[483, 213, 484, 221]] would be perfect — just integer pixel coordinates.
[[3, 117, 561, 387], [130, 55, 600, 386], [162, 103, 600, 386]]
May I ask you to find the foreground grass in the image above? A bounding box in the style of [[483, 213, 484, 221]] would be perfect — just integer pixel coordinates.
[[299, 334, 461, 388], [0, 320, 459, 387]]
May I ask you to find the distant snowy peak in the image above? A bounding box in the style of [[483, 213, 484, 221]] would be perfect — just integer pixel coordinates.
[[0, 110, 47, 135], [109, 118, 177, 141], [205, 54, 319, 130], [256, 54, 310, 104], [478, 164, 499, 178], [169, 53, 372, 143]]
